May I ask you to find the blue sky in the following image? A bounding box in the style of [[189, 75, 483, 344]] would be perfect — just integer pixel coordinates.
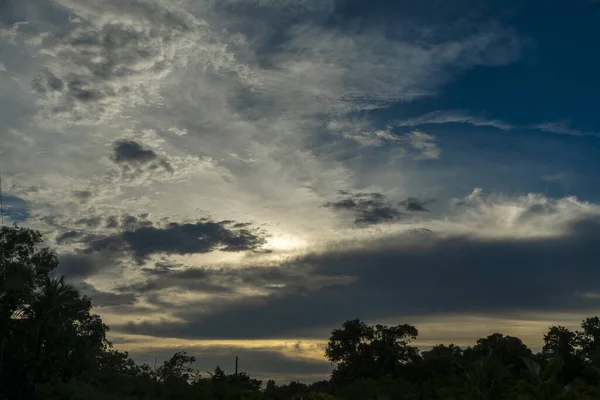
[[2, 0, 600, 383]]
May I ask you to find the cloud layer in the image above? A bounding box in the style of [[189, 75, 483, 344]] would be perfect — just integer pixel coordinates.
[[112, 191, 600, 341]]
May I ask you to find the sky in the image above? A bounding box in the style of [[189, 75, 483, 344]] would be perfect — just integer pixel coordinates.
[[1, 0, 600, 383]]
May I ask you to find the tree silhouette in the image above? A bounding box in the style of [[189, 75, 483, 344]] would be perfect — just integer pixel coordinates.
[[325, 319, 419, 383]]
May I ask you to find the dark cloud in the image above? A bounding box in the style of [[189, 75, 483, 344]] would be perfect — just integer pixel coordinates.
[[101, 214, 153, 231], [76, 282, 137, 307], [72, 190, 92, 203], [120, 214, 153, 231], [75, 216, 103, 228], [120, 221, 266, 262], [116, 216, 600, 340], [84, 234, 125, 254], [110, 139, 174, 180], [31, 68, 109, 122], [117, 264, 354, 299], [112, 140, 158, 164], [399, 197, 434, 212], [32, 69, 65, 96], [324, 191, 404, 225], [57, 252, 115, 279], [105, 216, 119, 229], [56, 219, 268, 278], [118, 268, 234, 297], [56, 230, 84, 244]]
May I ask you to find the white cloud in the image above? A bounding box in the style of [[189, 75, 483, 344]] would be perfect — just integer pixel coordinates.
[[0, 0, 527, 269], [167, 126, 187, 136], [394, 112, 600, 141], [444, 188, 596, 239], [532, 121, 600, 138], [395, 110, 515, 130], [261, 25, 522, 116], [24, 0, 258, 127], [533, 121, 583, 136], [402, 130, 441, 160], [542, 172, 569, 185]]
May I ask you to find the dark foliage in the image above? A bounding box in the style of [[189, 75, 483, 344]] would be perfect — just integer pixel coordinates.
[[3, 226, 600, 399]]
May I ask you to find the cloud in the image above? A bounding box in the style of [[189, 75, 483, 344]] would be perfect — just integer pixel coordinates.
[[400, 197, 434, 212], [58, 251, 118, 279], [121, 221, 267, 260], [104, 130, 224, 187], [27, 0, 244, 126], [447, 188, 592, 238], [324, 191, 404, 226], [56, 230, 87, 244], [0, 0, 526, 240], [167, 126, 187, 136], [72, 190, 93, 203], [75, 216, 103, 228], [336, 127, 403, 147], [394, 113, 600, 140], [110, 138, 174, 181], [118, 263, 356, 298], [119, 214, 153, 231], [57, 218, 268, 278], [76, 282, 137, 307], [113, 140, 159, 164], [532, 121, 600, 138], [533, 121, 582, 136], [268, 23, 522, 113], [402, 130, 440, 159], [112, 191, 600, 341], [542, 172, 570, 186], [394, 110, 514, 131], [327, 121, 442, 161]]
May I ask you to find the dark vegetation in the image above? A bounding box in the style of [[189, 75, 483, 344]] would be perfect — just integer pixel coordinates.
[[3, 225, 600, 399]]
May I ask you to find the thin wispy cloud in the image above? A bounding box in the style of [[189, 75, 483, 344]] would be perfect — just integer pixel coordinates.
[[395, 110, 515, 131], [394, 111, 600, 139], [532, 121, 600, 138], [403, 130, 441, 160]]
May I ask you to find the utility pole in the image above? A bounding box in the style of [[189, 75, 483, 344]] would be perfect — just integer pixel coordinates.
[[235, 356, 238, 375], [154, 356, 158, 381]]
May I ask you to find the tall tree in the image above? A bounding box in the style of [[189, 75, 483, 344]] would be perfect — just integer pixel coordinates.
[[26, 276, 81, 381], [325, 319, 419, 382], [469, 333, 533, 377], [0, 226, 57, 397], [542, 325, 585, 384], [578, 317, 600, 363]]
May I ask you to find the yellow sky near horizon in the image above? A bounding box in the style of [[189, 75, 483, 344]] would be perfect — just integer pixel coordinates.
[[109, 310, 600, 370]]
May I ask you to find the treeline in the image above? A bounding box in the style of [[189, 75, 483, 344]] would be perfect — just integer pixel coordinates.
[[2, 226, 600, 399]]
